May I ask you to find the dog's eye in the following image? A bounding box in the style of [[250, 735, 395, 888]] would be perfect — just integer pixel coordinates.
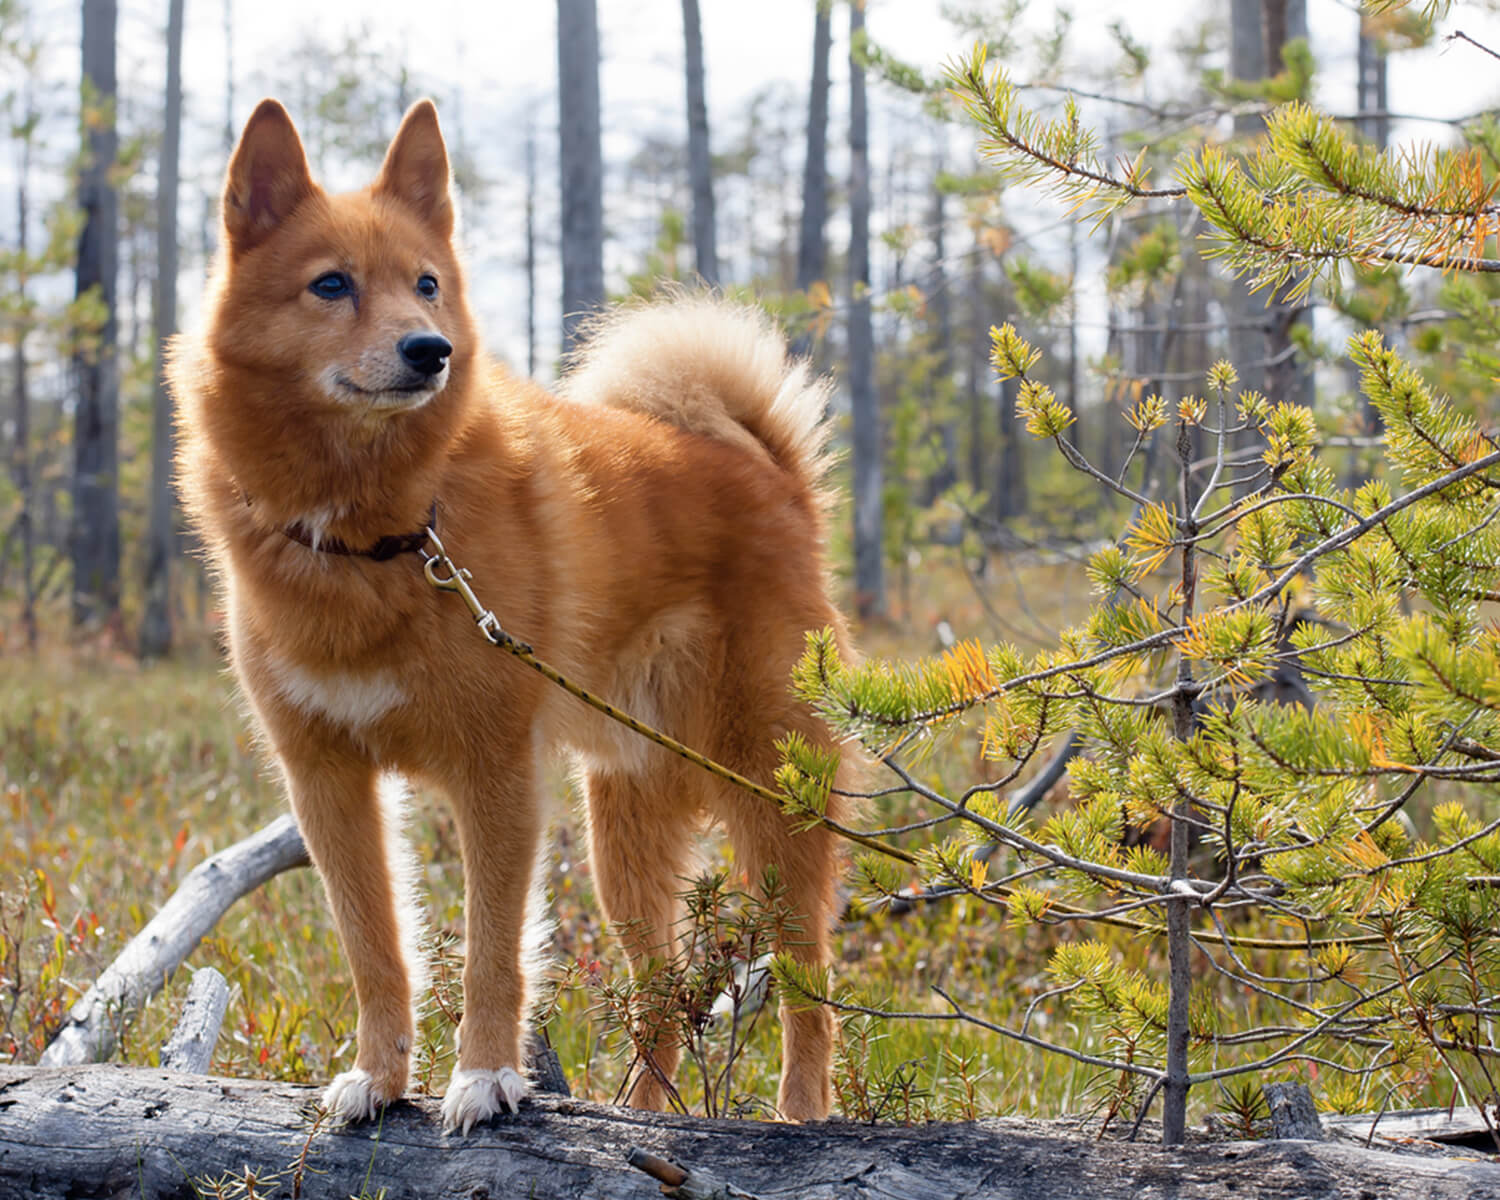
[[416, 274, 439, 299], [309, 272, 352, 300]]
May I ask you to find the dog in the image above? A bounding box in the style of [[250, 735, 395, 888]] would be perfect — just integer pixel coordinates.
[[170, 98, 856, 1132]]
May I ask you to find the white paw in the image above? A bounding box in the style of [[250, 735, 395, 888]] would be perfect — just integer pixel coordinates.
[[442, 1066, 529, 1134], [323, 1068, 394, 1124]]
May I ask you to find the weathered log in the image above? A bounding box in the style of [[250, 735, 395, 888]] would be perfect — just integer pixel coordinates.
[[158, 966, 229, 1075], [40, 815, 309, 1067], [4, 1065, 1500, 1200]]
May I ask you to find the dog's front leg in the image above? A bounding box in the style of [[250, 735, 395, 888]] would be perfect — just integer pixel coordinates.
[[278, 742, 417, 1123], [439, 759, 543, 1133]]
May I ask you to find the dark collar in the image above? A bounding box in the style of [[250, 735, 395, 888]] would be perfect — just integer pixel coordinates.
[[278, 500, 438, 561]]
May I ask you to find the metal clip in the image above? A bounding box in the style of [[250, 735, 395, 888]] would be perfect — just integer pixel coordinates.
[[475, 610, 532, 654], [423, 527, 530, 652]]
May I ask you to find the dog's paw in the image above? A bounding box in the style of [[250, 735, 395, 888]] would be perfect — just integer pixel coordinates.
[[441, 1067, 529, 1134], [323, 1068, 398, 1124]]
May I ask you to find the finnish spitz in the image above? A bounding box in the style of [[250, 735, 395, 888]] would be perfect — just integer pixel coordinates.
[[170, 99, 854, 1131]]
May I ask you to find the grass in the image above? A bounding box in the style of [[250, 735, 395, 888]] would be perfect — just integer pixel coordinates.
[[0, 551, 1456, 1130]]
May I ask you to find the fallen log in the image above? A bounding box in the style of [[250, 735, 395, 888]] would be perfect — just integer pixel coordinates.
[[3, 1064, 1500, 1200]]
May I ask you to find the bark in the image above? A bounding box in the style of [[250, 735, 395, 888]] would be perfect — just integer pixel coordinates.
[[681, 0, 718, 285], [6, 1066, 1500, 1200], [139, 0, 184, 660], [557, 0, 605, 353], [71, 0, 121, 630], [847, 0, 883, 620]]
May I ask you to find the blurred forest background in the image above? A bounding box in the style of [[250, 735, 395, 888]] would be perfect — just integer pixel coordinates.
[[7, 0, 1492, 649], [13, 0, 1500, 1137]]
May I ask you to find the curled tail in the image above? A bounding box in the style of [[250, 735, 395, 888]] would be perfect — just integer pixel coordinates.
[[560, 293, 832, 490]]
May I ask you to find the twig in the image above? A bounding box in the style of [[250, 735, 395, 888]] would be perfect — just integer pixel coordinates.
[[624, 1146, 765, 1199]]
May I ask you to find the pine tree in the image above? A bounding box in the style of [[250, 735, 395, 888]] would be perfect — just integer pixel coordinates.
[[775, 13, 1500, 1147]]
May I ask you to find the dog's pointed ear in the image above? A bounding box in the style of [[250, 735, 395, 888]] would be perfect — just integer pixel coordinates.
[[373, 100, 454, 239], [222, 100, 316, 255]]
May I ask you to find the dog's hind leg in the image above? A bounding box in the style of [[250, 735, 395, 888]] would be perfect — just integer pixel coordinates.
[[276, 741, 418, 1123], [584, 762, 700, 1112], [710, 732, 841, 1123]]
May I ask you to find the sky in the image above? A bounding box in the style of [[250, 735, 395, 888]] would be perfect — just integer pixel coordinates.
[[13, 0, 1500, 374]]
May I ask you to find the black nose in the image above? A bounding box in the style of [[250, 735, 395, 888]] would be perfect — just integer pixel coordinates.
[[397, 332, 452, 377]]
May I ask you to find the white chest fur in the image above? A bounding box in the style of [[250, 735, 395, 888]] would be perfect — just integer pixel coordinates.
[[267, 655, 407, 731]]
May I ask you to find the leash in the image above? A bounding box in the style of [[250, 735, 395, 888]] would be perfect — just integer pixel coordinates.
[[417, 526, 913, 865]]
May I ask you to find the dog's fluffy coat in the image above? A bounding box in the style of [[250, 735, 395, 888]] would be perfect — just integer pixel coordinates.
[[170, 99, 854, 1131]]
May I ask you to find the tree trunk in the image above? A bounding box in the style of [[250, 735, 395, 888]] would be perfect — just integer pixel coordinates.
[[795, 0, 832, 293], [1066, 219, 1081, 459], [71, 0, 121, 631], [1226, 0, 1267, 407], [1357, 21, 1390, 149], [791, 0, 831, 358], [526, 116, 538, 377], [996, 375, 1022, 520], [681, 0, 718, 286], [1259, 1, 1313, 412], [221, 0, 234, 154], [557, 0, 605, 353], [927, 159, 957, 504], [967, 230, 986, 495], [847, 0, 883, 620], [140, 0, 184, 660], [6, 1065, 1497, 1200], [12, 74, 38, 651]]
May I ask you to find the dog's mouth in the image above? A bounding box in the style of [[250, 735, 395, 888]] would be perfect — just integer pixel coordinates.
[[333, 372, 444, 409]]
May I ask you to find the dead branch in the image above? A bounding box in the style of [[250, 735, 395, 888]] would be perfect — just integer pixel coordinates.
[[39, 815, 309, 1067]]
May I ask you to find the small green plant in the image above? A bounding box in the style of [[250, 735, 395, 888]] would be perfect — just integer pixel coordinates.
[[580, 870, 793, 1118], [832, 1013, 934, 1125]]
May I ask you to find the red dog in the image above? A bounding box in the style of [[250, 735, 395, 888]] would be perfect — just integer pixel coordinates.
[[172, 98, 854, 1131]]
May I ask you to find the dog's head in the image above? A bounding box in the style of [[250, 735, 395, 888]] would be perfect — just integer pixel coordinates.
[[209, 98, 475, 415]]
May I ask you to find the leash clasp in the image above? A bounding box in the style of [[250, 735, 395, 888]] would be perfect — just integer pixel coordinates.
[[422, 526, 531, 652]]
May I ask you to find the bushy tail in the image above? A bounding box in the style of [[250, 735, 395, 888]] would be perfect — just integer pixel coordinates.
[[560, 293, 832, 489]]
